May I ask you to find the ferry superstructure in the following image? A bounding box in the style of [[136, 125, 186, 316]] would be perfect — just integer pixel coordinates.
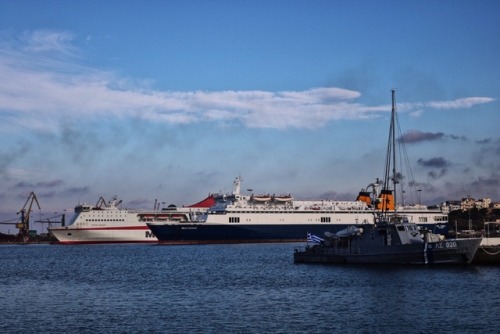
[[49, 196, 210, 244], [147, 176, 449, 245]]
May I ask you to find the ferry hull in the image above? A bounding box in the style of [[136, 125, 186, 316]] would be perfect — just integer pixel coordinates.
[[147, 222, 357, 245], [148, 219, 451, 245], [49, 226, 158, 244]]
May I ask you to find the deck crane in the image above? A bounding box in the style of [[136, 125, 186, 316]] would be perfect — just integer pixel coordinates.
[[16, 192, 41, 243]]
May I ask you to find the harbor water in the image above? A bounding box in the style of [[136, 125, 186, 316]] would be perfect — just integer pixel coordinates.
[[1, 243, 498, 333]]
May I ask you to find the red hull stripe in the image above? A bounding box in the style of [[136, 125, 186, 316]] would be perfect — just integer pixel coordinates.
[[54, 240, 157, 245], [61, 226, 150, 231]]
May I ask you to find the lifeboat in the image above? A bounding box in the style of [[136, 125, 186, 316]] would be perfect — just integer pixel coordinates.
[[251, 195, 272, 202], [273, 195, 293, 202]]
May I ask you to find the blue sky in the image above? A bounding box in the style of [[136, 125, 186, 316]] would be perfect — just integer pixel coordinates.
[[1, 1, 499, 231]]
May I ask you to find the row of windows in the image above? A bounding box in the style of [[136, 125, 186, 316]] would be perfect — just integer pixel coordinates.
[[419, 217, 449, 223], [218, 211, 366, 214], [228, 217, 334, 223], [84, 219, 125, 222]]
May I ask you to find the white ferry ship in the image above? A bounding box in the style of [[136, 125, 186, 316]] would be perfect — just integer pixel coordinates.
[[147, 176, 449, 245], [48, 196, 211, 244]]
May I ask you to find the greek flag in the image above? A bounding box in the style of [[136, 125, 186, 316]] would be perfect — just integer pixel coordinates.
[[307, 232, 324, 243]]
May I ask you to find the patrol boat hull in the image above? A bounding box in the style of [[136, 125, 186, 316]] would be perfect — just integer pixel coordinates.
[[294, 239, 482, 264], [294, 223, 481, 265]]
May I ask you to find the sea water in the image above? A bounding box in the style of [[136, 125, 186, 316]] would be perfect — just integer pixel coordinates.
[[0, 243, 498, 333]]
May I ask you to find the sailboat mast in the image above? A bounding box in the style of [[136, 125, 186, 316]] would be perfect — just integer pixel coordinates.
[[377, 90, 398, 214], [391, 89, 397, 215]]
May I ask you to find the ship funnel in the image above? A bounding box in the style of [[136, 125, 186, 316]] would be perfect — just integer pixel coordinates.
[[376, 189, 395, 211], [356, 191, 372, 206]]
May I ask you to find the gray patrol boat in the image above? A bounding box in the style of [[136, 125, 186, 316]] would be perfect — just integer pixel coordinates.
[[294, 90, 481, 265], [294, 219, 481, 264]]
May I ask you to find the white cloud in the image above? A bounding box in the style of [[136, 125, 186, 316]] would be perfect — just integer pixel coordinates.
[[0, 30, 496, 133], [22, 30, 76, 55], [409, 109, 424, 118], [427, 97, 495, 110]]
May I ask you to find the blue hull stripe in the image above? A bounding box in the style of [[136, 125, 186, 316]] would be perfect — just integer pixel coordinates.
[[149, 223, 450, 244]]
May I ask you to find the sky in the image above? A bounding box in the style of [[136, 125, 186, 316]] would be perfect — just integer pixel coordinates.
[[1, 0, 499, 232]]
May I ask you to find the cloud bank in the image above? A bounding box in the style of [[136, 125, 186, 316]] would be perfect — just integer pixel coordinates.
[[0, 30, 495, 133]]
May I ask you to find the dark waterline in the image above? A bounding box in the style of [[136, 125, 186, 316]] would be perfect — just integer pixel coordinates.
[[1, 244, 498, 333]]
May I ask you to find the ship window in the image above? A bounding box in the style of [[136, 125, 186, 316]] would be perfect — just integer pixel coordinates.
[[321, 217, 331, 223], [229, 217, 240, 223], [419, 217, 428, 223]]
